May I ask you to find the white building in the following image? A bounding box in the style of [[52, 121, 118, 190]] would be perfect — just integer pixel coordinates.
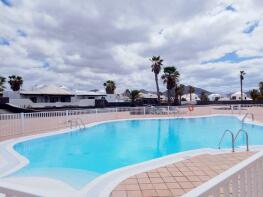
[[230, 91, 251, 101], [181, 93, 200, 102], [208, 94, 222, 101], [4, 85, 106, 109]]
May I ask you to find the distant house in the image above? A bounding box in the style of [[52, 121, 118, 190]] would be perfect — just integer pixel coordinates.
[[20, 85, 73, 103], [181, 93, 200, 102], [138, 92, 158, 104], [208, 94, 222, 101], [230, 91, 251, 101], [208, 94, 231, 101], [73, 90, 106, 107], [138, 92, 167, 104], [4, 85, 106, 108]]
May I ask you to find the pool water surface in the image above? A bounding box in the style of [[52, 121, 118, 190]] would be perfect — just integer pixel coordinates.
[[11, 116, 263, 188]]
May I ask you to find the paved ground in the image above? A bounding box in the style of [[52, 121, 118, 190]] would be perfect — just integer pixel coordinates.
[[110, 152, 255, 197]]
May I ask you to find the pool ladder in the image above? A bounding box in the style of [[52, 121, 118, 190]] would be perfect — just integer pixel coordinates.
[[218, 129, 249, 152], [242, 112, 255, 123], [66, 118, 86, 129]]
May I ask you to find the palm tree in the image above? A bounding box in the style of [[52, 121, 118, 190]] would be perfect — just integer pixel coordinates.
[[259, 82, 263, 95], [161, 66, 180, 105], [200, 91, 209, 102], [176, 84, 185, 105], [250, 89, 259, 102], [130, 90, 140, 106], [0, 76, 6, 95], [150, 56, 163, 104], [240, 71, 245, 102], [8, 75, 23, 91], [103, 80, 116, 94], [188, 86, 195, 102]]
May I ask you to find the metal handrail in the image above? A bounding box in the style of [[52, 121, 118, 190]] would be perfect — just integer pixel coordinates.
[[76, 118, 86, 129], [234, 129, 249, 151], [242, 113, 254, 122], [218, 129, 235, 152], [66, 118, 85, 129]]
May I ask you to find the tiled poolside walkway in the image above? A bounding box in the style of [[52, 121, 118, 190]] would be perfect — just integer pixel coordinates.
[[110, 152, 255, 197]]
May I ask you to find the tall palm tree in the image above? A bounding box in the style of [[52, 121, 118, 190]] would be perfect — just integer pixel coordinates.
[[259, 82, 263, 95], [103, 80, 116, 94], [176, 84, 185, 105], [8, 75, 23, 91], [161, 66, 180, 105], [150, 56, 163, 104], [0, 76, 6, 95], [250, 89, 259, 102], [240, 71, 245, 102], [130, 90, 140, 106], [188, 86, 195, 102]]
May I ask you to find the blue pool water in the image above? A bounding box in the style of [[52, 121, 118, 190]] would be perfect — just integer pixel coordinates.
[[12, 116, 263, 188]]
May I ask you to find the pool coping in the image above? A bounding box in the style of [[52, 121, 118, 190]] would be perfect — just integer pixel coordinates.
[[0, 114, 262, 196]]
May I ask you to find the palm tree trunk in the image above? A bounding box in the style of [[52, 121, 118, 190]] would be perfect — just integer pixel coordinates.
[[174, 85, 179, 105], [154, 74, 160, 104], [167, 90, 171, 105]]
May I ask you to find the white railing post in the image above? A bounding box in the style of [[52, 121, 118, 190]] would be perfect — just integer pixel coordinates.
[[66, 110, 69, 122], [168, 106, 170, 114], [21, 113, 25, 133], [143, 107, 146, 115]]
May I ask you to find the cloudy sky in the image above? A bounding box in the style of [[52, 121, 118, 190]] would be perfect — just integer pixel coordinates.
[[0, 0, 262, 93]]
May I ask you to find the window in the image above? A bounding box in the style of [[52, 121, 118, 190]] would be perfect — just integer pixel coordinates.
[[30, 97, 37, 103]]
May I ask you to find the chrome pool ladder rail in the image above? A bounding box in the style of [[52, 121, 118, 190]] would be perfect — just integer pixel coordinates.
[[66, 118, 86, 129], [76, 117, 86, 129], [218, 129, 235, 152], [234, 129, 249, 151], [242, 113, 255, 123]]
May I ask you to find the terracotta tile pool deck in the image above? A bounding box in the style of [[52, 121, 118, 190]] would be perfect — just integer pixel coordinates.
[[110, 152, 255, 197]]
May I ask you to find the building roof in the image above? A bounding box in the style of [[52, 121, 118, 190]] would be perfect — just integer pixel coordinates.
[[139, 92, 158, 99], [20, 85, 74, 95], [75, 90, 106, 96], [231, 91, 248, 97]]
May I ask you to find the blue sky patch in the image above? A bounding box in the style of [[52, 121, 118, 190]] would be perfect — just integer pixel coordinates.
[[0, 37, 10, 45], [225, 5, 236, 12], [42, 61, 51, 68], [202, 51, 263, 64], [17, 29, 27, 37], [0, 0, 12, 7], [243, 21, 259, 34]]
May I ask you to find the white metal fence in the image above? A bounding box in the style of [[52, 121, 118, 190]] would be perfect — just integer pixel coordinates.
[[184, 151, 263, 197], [0, 106, 190, 139]]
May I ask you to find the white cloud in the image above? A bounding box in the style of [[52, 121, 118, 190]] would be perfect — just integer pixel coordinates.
[[0, 0, 263, 94]]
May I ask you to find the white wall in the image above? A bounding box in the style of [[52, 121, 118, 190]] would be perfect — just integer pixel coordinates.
[[9, 98, 95, 108], [3, 91, 21, 99]]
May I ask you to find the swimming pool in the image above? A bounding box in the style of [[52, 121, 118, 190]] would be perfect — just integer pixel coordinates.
[[10, 116, 263, 189]]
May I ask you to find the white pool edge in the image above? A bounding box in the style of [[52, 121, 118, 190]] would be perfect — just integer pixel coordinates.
[[0, 113, 262, 196]]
